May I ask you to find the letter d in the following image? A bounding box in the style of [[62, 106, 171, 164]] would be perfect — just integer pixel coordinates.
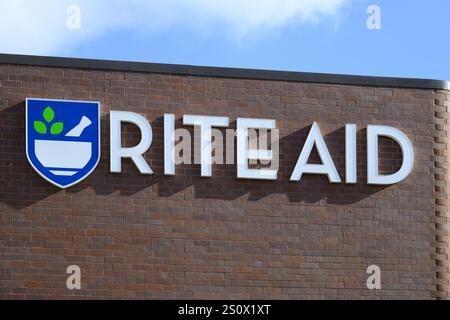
[[367, 125, 414, 185]]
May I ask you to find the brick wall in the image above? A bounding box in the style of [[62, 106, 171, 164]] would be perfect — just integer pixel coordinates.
[[433, 90, 450, 299], [0, 63, 448, 299]]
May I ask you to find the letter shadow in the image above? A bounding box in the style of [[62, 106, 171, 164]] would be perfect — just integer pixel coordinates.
[[0, 102, 61, 209], [0, 106, 399, 209]]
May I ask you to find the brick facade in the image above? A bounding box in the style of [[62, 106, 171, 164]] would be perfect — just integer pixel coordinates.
[[0, 58, 449, 299]]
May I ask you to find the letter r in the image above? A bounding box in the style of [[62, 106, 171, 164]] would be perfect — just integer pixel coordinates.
[[110, 111, 153, 174]]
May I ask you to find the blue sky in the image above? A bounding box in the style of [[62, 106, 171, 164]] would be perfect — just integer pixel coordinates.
[[1, 0, 449, 80]]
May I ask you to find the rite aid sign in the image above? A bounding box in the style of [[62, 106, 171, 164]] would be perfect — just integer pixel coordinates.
[[25, 98, 414, 189]]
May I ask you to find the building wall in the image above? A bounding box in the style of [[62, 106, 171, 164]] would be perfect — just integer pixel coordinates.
[[434, 90, 450, 299], [0, 63, 448, 299]]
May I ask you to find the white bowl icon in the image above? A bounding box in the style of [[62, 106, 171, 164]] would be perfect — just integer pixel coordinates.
[[35, 140, 92, 176]]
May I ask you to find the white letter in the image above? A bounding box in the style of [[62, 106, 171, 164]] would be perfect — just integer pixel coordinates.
[[367, 125, 414, 185], [183, 115, 229, 177], [164, 114, 175, 175], [66, 265, 81, 290], [110, 111, 153, 174], [290, 122, 341, 183], [366, 5, 381, 30], [237, 118, 277, 180], [346, 124, 357, 184], [366, 265, 381, 290]]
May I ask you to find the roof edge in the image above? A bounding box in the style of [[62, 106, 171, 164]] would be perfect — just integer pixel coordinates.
[[0, 53, 448, 90]]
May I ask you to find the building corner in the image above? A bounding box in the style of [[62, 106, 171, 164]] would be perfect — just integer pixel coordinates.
[[433, 89, 450, 299]]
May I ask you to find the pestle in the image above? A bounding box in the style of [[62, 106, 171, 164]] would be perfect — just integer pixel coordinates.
[[65, 116, 92, 137]]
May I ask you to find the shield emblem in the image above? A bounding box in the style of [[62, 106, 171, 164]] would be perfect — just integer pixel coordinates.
[[26, 98, 100, 188]]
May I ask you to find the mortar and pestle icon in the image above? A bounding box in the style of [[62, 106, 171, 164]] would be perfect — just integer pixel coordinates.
[[35, 116, 93, 176]]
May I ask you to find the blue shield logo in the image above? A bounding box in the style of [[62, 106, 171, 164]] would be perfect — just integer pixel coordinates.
[[26, 98, 100, 188]]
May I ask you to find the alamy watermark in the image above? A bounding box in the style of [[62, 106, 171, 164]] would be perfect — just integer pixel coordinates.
[[66, 265, 81, 290], [66, 4, 81, 30], [367, 5, 381, 30], [366, 265, 381, 290], [169, 126, 279, 172]]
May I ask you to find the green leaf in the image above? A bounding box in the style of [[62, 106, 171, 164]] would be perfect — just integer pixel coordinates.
[[34, 121, 47, 134], [50, 122, 64, 135], [43, 106, 54, 123]]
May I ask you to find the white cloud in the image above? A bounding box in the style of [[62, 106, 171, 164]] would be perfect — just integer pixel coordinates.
[[0, 0, 350, 55]]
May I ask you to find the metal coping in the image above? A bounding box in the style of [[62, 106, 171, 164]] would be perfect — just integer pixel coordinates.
[[0, 53, 448, 90]]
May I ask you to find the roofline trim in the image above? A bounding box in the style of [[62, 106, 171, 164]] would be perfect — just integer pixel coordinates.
[[0, 53, 448, 90]]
